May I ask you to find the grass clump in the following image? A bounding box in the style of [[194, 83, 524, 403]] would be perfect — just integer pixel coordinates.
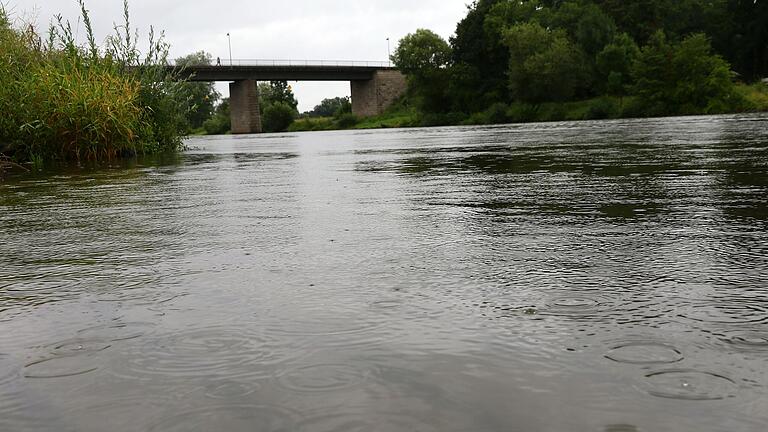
[[0, 1, 188, 166]]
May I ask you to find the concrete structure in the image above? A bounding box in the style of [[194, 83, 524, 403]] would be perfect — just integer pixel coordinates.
[[228, 80, 262, 134], [169, 64, 407, 134], [350, 70, 408, 118]]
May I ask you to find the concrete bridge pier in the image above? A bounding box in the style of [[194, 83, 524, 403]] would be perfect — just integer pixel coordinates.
[[351, 70, 407, 118], [229, 80, 262, 134]]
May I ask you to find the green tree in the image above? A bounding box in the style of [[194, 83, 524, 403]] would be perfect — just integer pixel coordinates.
[[175, 51, 220, 130], [257, 81, 298, 130], [262, 102, 296, 133], [259, 81, 299, 110], [307, 97, 351, 117], [633, 31, 740, 115], [392, 29, 453, 113], [391, 29, 451, 74], [596, 33, 640, 96], [450, 0, 520, 109], [202, 98, 230, 135], [726, 0, 768, 80], [548, 1, 616, 58], [504, 22, 588, 103]]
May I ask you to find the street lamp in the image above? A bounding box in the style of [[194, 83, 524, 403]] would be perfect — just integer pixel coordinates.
[[227, 33, 232, 66], [386, 37, 391, 66]]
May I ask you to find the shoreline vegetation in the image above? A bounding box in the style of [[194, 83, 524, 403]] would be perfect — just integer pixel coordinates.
[[2, 0, 768, 177], [0, 0, 188, 173], [287, 82, 768, 133], [290, 0, 768, 133]]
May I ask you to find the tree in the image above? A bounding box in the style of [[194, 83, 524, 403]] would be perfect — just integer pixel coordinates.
[[202, 98, 230, 135], [262, 102, 296, 133], [307, 97, 351, 117], [596, 33, 640, 96], [175, 51, 220, 130], [633, 31, 740, 116], [258, 81, 298, 111], [391, 29, 451, 75], [257, 81, 298, 130], [392, 29, 453, 113], [450, 0, 519, 109], [504, 22, 588, 103], [726, 0, 768, 80]]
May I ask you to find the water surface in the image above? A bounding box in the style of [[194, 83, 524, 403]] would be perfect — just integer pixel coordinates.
[[2, 114, 768, 431]]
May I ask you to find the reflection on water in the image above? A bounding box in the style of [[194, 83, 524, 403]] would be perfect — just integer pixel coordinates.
[[1, 114, 768, 431]]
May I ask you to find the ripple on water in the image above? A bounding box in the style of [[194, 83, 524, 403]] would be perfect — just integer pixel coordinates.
[[77, 322, 156, 342], [604, 425, 640, 432], [605, 341, 684, 365], [295, 409, 447, 432], [50, 339, 112, 356], [147, 404, 299, 432], [262, 307, 388, 349], [115, 325, 296, 381], [677, 301, 768, 325], [0, 353, 16, 381], [24, 355, 100, 379], [720, 331, 768, 351], [204, 381, 260, 399], [540, 295, 604, 317], [643, 369, 738, 401], [276, 363, 369, 393]]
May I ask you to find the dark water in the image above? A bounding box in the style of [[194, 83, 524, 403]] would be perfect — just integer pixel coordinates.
[[1, 114, 768, 432]]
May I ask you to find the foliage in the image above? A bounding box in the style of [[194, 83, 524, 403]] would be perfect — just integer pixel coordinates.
[[258, 81, 298, 111], [392, 29, 453, 113], [504, 22, 588, 103], [175, 51, 220, 130], [450, 0, 516, 109], [335, 113, 359, 128], [596, 33, 640, 96], [262, 102, 296, 133], [256, 81, 299, 133], [0, 0, 187, 164], [633, 32, 741, 116], [387, 0, 763, 124], [202, 98, 230, 135], [305, 97, 351, 117], [738, 82, 768, 112], [391, 29, 451, 75]]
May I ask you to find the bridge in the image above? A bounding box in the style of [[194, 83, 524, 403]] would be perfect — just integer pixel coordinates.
[[168, 60, 407, 134]]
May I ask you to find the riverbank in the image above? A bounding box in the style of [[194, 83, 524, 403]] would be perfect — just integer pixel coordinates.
[[288, 82, 768, 132], [0, 3, 187, 166]]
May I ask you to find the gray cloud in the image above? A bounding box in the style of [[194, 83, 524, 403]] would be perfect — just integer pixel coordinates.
[[7, 0, 469, 111]]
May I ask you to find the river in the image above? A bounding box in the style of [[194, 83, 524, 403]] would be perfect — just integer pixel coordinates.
[[1, 114, 767, 431]]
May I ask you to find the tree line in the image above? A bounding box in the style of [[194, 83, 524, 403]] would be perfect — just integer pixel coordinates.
[[392, 0, 768, 124]]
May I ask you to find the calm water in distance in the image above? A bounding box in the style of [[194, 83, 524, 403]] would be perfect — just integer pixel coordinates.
[[1, 114, 768, 431]]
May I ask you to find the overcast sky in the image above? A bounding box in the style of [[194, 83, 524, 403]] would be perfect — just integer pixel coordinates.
[[6, 0, 469, 111]]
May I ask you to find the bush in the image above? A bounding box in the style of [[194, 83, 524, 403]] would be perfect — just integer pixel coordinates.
[[585, 97, 620, 119], [335, 113, 359, 128], [418, 112, 467, 127], [202, 115, 230, 135], [485, 103, 510, 124], [262, 102, 297, 133], [506, 103, 539, 123], [633, 32, 742, 116], [0, 1, 187, 163]]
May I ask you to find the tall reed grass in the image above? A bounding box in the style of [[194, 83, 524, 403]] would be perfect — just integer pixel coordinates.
[[0, 0, 188, 165]]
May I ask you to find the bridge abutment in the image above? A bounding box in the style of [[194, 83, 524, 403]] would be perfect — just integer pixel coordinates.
[[351, 70, 407, 118], [229, 80, 262, 134]]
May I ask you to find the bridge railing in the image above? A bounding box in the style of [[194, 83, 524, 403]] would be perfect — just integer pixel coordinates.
[[171, 59, 393, 68]]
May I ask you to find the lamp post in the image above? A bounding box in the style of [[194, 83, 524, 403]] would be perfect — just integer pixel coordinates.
[[386, 37, 391, 66], [227, 33, 232, 66]]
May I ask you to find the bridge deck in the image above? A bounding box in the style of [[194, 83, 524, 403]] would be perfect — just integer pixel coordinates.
[[169, 64, 398, 82]]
